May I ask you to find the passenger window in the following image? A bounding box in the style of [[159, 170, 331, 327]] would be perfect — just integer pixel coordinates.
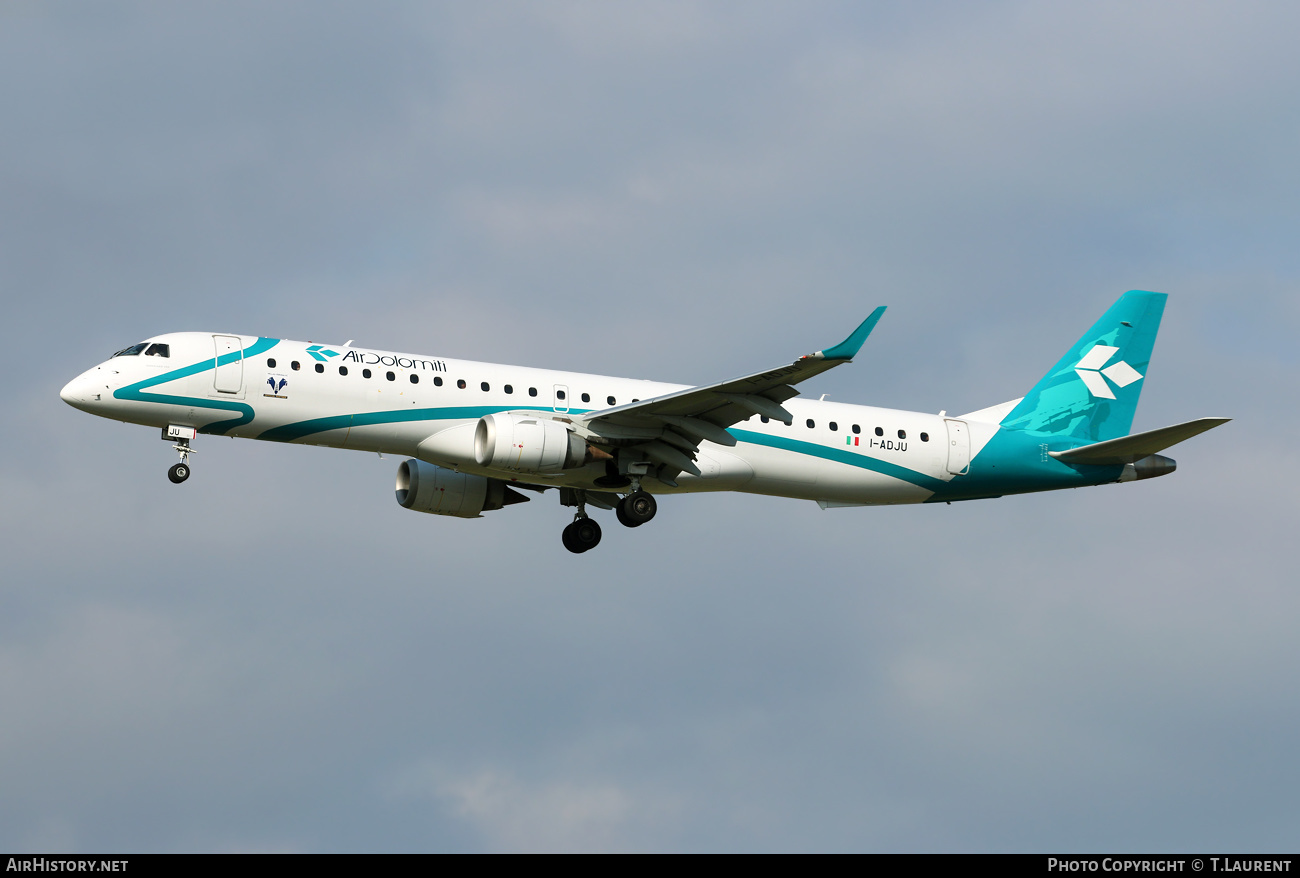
[[144, 343, 170, 357], [581, 393, 590, 403], [291, 361, 301, 371], [410, 374, 418, 384], [898, 429, 906, 439], [386, 371, 395, 381], [504, 384, 513, 394], [875, 427, 883, 437], [607, 396, 617, 405], [557, 390, 566, 400], [761, 416, 769, 423], [315, 363, 324, 373], [852, 424, 860, 434], [920, 432, 929, 442], [806, 419, 815, 429], [457, 379, 466, 389], [528, 387, 538, 397], [481, 382, 490, 392], [267, 358, 276, 368], [362, 369, 372, 379], [339, 366, 348, 376], [434, 376, 443, 386], [829, 421, 838, 432]]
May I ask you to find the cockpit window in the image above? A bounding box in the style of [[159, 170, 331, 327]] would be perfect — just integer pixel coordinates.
[[144, 343, 170, 358], [112, 343, 149, 358]]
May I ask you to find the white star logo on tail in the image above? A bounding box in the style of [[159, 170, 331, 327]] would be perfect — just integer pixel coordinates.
[[1075, 345, 1143, 399]]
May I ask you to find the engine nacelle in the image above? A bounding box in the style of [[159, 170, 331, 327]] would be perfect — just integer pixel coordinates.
[[474, 412, 586, 473], [395, 459, 528, 518]]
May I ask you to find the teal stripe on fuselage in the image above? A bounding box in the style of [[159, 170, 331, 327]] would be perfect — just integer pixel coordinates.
[[256, 412, 951, 493], [256, 406, 599, 443], [247, 398, 1119, 500], [113, 337, 280, 434], [924, 428, 1122, 502], [729, 428, 949, 493]]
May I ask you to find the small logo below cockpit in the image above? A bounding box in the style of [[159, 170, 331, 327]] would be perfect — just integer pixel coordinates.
[[264, 376, 288, 399]]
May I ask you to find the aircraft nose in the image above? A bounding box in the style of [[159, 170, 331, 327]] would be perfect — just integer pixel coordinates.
[[59, 376, 82, 406], [60, 371, 102, 410]]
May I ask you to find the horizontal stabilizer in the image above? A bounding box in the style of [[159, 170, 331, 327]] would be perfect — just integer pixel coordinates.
[[1050, 417, 1230, 465]]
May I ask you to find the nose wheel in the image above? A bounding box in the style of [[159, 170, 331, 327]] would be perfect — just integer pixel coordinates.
[[168, 436, 194, 484]]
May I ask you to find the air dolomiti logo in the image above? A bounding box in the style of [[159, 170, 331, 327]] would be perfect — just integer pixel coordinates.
[[1075, 344, 1143, 399], [306, 345, 339, 361]]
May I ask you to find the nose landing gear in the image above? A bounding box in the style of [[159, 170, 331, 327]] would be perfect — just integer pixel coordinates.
[[166, 431, 195, 484]]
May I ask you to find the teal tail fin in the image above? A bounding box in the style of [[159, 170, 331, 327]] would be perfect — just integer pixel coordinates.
[[1000, 290, 1167, 443]]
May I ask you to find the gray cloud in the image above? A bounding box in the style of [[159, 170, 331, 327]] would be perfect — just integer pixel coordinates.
[[2, 0, 1293, 852]]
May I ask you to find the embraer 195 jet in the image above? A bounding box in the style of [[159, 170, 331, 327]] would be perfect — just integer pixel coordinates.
[[61, 291, 1227, 553]]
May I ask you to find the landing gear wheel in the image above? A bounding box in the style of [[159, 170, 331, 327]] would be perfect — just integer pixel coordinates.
[[617, 490, 656, 527], [562, 518, 602, 553], [616, 503, 640, 528], [168, 463, 190, 484]]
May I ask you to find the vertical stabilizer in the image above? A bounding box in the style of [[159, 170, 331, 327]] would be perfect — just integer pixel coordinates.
[[1000, 291, 1166, 443]]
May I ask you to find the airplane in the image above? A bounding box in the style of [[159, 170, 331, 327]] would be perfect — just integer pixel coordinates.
[[59, 290, 1228, 553]]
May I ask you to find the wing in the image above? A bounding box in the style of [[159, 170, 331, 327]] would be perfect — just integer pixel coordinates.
[[573, 307, 886, 479]]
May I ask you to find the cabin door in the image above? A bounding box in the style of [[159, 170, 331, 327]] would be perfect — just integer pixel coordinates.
[[213, 335, 245, 396]]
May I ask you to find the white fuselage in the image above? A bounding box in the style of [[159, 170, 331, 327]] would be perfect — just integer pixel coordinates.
[[60, 332, 995, 506]]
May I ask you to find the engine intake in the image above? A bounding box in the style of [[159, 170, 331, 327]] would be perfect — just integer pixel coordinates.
[[395, 459, 528, 518], [474, 412, 586, 473]]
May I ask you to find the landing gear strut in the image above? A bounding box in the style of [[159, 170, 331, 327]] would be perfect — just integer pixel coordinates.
[[557, 484, 658, 552], [560, 488, 602, 554], [168, 437, 193, 484]]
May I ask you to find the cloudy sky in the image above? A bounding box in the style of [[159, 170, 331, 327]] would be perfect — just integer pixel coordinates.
[[2, 1, 1296, 852]]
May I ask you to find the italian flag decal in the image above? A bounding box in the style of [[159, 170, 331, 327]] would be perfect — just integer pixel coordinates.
[[846, 436, 859, 446]]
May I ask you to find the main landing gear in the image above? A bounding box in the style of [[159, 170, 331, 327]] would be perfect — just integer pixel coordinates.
[[615, 490, 657, 528], [562, 516, 602, 553], [559, 486, 659, 553]]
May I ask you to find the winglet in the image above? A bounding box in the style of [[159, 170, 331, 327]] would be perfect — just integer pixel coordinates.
[[811, 306, 887, 361]]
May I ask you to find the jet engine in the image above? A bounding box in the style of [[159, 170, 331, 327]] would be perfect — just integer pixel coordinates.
[[395, 459, 528, 518], [474, 412, 586, 474]]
